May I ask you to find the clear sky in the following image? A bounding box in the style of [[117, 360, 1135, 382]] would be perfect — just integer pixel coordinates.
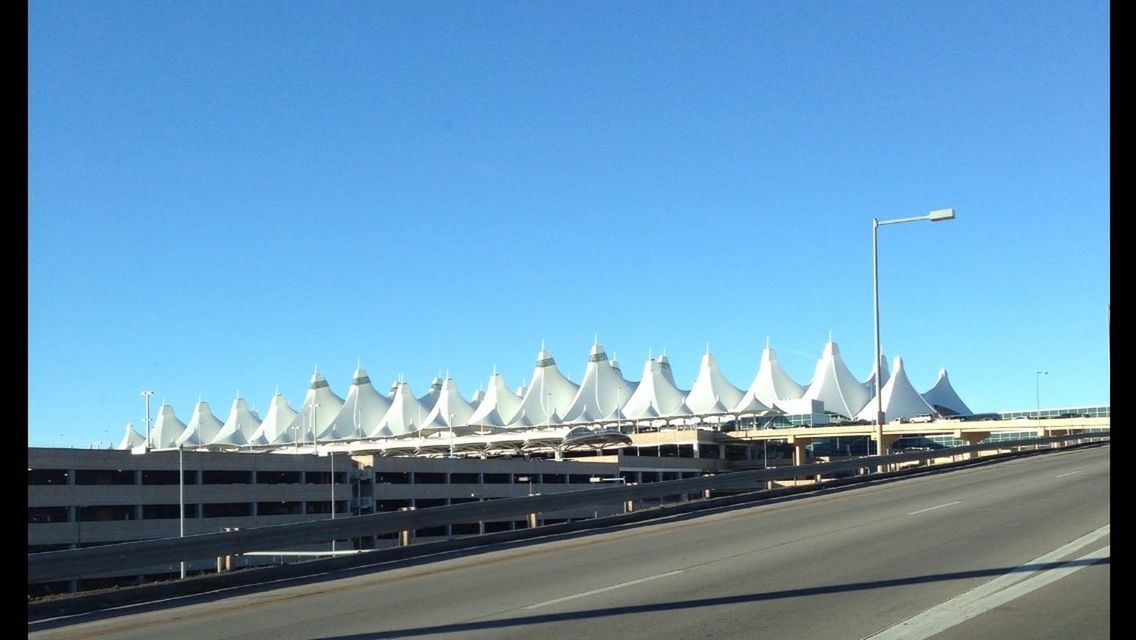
[[28, 0, 1110, 448]]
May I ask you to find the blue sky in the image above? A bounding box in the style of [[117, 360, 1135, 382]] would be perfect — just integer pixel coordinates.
[[29, 1, 1109, 447]]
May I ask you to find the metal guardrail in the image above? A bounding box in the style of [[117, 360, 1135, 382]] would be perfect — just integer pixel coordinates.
[[27, 432, 1107, 584]]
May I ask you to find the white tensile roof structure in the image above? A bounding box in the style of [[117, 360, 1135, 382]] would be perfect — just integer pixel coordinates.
[[176, 400, 225, 447], [863, 353, 891, 396], [250, 392, 299, 445], [470, 388, 485, 409], [922, 368, 973, 416], [418, 377, 444, 413], [738, 344, 805, 412], [116, 422, 145, 450], [508, 346, 580, 428], [622, 353, 690, 420], [466, 370, 524, 431], [684, 350, 744, 416], [326, 367, 391, 441], [149, 403, 187, 449], [419, 376, 476, 435], [210, 396, 262, 447], [289, 371, 345, 443], [856, 356, 937, 422], [802, 339, 872, 418], [562, 342, 636, 423], [372, 381, 431, 437]]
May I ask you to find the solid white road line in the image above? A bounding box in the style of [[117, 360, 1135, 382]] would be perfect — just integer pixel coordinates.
[[524, 570, 685, 610], [1055, 470, 1083, 478], [906, 501, 961, 516], [865, 524, 1110, 640]]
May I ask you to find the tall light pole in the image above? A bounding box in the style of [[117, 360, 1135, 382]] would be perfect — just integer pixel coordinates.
[[1036, 370, 1048, 419], [141, 390, 154, 449], [310, 403, 320, 447], [178, 444, 186, 579], [872, 208, 955, 459], [449, 413, 455, 458]]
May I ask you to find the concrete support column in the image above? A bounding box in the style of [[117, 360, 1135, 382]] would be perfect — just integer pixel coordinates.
[[398, 507, 414, 546], [527, 512, 538, 528], [624, 499, 634, 513], [957, 432, 990, 460]]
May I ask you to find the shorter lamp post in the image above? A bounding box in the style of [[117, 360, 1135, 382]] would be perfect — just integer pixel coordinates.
[[1036, 370, 1048, 419]]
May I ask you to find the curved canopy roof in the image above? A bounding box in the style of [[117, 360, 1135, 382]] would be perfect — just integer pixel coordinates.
[[210, 396, 262, 447], [802, 340, 871, 418], [740, 343, 806, 409], [467, 371, 524, 430], [856, 356, 936, 422], [508, 346, 580, 428], [291, 371, 345, 443], [921, 368, 973, 416], [176, 400, 225, 447], [116, 422, 144, 450], [562, 342, 636, 423], [373, 381, 430, 437], [418, 377, 444, 412], [149, 402, 187, 449], [249, 392, 299, 445], [419, 377, 476, 435], [684, 351, 744, 415], [327, 367, 392, 441], [622, 354, 689, 419]]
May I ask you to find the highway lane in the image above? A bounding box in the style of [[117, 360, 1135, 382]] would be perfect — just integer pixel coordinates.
[[29, 445, 1109, 640]]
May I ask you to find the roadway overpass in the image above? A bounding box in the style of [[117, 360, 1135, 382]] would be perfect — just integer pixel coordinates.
[[28, 443, 1109, 640]]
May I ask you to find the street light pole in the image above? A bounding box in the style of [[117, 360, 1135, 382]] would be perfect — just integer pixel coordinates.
[[872, 208, 955, 462], [1036, 370, 1048, 418], [178, 444, 186, 579], [141, 390, 154, 448]]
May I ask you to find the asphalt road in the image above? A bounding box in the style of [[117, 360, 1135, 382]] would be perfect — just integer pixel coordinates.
[[29, 445, 1110, 640]]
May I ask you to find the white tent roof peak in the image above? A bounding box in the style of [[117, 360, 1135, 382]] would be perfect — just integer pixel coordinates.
[[293, 371, 346, 442], [467, 371, 524, 428], [864, 352, 891, 392], [372, 381, 430, 437], [856, 356, 936, 422], [507, 344, 580, 428], [327, 366, 392, 440], [684, 352, 744, 415], [563, 342, 635, 423], [420, 377, 476, 432], [176, 400, 224, 447], [741, 344, 806, 408], [116, 422, 145, 450], [622, 353, 689, 420], [803, 339, 871, 418], [210, 396, 263, 447], [922, 368, 973, 416], [250, 392, 299, 445], [149, 403, 187, 449]]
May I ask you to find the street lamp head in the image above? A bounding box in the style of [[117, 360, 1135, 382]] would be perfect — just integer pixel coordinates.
[[1037, 370, 1049, 375], [927, 208, 956, 222]]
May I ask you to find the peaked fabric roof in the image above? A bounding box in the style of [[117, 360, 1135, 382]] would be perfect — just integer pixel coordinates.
[[509, 346, 580, 428], [418, 376, 444, 412], [419, 377, 476, 434], [802, 340, 872, 418], [863, 353, 891, 396], [856, 356, 936, 421], [562, 342, 636, 423], [176, 400, 225, 447], [373, 381, 430, 437], [327, 367, 392, 441], [740, 344, 806, 409], [921, 368, 973, 416], [210, 396, 262, 447], [290, 372, 345, 443], [116, 422, 145, 450], [470, 388, 485, 409], [622, 354, 689, 419], [684, 351, 744, 415], [149, 403, 187, 449], [467, 372, 524, 429], [249, 392, 299, 445]]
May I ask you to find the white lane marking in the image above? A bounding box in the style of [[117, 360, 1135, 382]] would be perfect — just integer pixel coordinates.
[[524, 570, 684, 610], [906, 501, 961, 516], [865, 524, 1110, 640], [1055, 471, 1082, 478]]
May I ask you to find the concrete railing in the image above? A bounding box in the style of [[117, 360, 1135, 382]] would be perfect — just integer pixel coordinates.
[[27, 432, 1107, 584]]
